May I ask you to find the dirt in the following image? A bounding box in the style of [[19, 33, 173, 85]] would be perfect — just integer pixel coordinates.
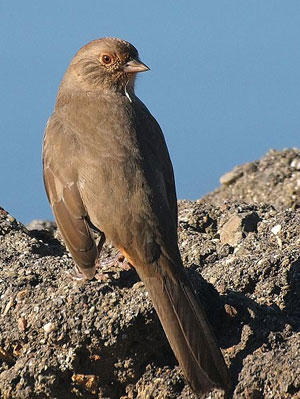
[[1, 148, 300, 399]]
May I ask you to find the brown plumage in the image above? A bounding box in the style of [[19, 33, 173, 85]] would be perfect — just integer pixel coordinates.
[[42, 37, 231, 394]]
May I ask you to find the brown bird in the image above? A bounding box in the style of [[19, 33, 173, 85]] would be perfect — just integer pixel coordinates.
[[42, 37, 230, 394]]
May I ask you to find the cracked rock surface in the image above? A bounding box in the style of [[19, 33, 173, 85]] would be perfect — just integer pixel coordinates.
[[1, 148, 300, 398]]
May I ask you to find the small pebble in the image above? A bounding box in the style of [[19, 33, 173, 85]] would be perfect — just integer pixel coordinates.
[[3, 297, 14, 315], [16, 290, 29, 302], [290, 158, 300, 170], [18, 317, 27, 332], [43, 322, 56, 334], [271, 225, 281, 235]]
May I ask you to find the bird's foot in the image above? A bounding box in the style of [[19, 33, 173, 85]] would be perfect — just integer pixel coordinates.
[[114, 254, 132, 270], [65, 254, 133, 282], [65, 265, 89, 282], [94, 272, 111, 282], [96, 253, 132, 270]]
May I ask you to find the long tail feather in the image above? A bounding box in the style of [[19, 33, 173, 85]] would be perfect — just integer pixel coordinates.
[[137, 254, 231, 394]]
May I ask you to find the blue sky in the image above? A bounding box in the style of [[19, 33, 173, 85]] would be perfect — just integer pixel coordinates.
[[1, 1, 300, 223]]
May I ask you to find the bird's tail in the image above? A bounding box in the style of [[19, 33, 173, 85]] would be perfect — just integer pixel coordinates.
[[137, 254, 231, 395]]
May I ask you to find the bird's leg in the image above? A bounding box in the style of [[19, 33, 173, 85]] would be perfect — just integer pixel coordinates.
[[112, 253, 132, 270], [95, 252, 132, 280], [93, 230, 133, 272], [94, 232, 115, 281], [117, 249, 134, 270]]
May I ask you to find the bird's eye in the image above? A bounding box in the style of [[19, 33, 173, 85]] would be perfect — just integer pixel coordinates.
[[101, 54, 112, 65]]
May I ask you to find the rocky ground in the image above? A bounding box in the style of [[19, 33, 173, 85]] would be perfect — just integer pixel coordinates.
[[1, 148, 300, 399]]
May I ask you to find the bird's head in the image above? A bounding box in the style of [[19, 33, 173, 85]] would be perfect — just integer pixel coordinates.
[[62, 37, 149, 93]]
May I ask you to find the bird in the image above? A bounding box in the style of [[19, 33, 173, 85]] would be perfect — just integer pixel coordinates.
[[42, 37, 231, 395]]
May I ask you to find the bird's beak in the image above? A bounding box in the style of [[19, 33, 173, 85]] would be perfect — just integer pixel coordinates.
[[123, 59, 150, 73]]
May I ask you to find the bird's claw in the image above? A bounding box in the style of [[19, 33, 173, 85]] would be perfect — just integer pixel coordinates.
[[96, 253, 132, 270], [65, 265, 90, 282]]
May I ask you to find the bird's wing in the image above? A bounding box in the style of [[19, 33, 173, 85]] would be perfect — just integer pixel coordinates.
[[42, 114, 97, 278], [134, 98, 178, 224], [133, 100, 231, 395]]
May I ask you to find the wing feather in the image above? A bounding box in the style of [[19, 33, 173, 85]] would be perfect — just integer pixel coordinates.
[[43, 114, 97, 279]]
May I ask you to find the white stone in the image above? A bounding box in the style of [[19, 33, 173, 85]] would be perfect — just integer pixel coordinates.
[[271, 225, 281, 235]]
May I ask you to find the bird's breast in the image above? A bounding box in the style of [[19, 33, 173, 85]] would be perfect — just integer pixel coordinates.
[[57, 93, 150, 233]]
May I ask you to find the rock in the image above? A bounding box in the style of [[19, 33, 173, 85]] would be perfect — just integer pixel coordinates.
[[219, 214, 244, 246], [26, 219, 56, 231], [43, 322, 56, 334], [206, 148, 300, 210], [271, 224, 282, 235], [220, 168, 243, 185], [290, 157, 300, 170], [1, 148, 300, 398], [219, 212, 260, 246]]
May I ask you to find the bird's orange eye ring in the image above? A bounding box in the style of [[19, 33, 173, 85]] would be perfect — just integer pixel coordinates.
[[101, 54, 113, 65]]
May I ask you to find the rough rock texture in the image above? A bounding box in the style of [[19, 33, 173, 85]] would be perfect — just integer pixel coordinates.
[[1, 148, 300, 398], [208, 148, 300, 210]]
